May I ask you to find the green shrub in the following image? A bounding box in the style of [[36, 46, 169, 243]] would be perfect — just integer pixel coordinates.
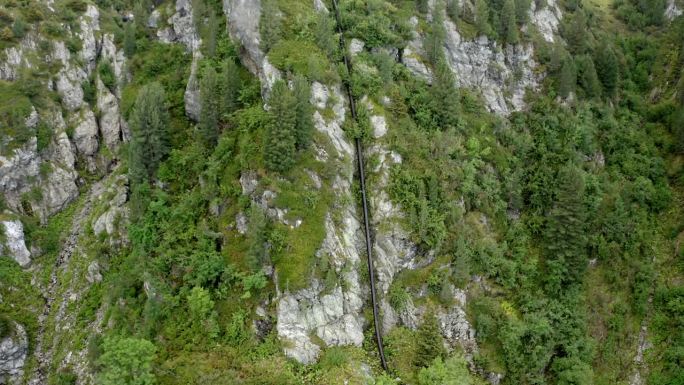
[[98, 61, 116, 91]]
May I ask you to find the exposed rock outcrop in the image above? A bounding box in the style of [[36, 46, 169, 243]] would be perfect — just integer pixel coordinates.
[[222, 0, 281, 92], [402, 16, 433, 82], [666, 0, 683, 20], [1, 220, 31, 267], [158, 0, 202, 51], [442, 18, 540, 114], [184, 51, 203, 122], [526, 0, 562, 43], [96, 80, 123, 152], [0, 322, 28, 385], [0, 33, 38, 81]]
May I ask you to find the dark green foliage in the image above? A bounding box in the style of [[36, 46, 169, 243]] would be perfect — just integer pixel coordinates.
[[199, 66, 220, 148], [475, 0, 494, 38], [558, 57, 577, 98], [264, 80, 296, 173], [221, 60, 242, 117], [339, 0, 411, 49], [128, 82, 170, 186], [314, 12, 338, 60], [260, 0, 282, 52], [565, 12, 588, 54], [425, 0, 447, 67], [543, 165, 588, 294], [594, 44, 618, 97], [515, 0, 530, 25], [502, 0, 519, 44], [11, 18, 25, 39], [431, 59, 460, 129], [576, 56, 601, 98], [205, 11, 218, 58], [414, 311, 446, 368], [97, 336, 157, 385], [98, 61, 116, 91], [292, 75, 313, 150], [123, 22, 136, 57], [447, 0, 460, 22], [0, 315, 11, 339]]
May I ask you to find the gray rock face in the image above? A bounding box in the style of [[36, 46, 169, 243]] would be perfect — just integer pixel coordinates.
[[438, 288, 477, 353], [276, 78, 366, 364], [92, 175, 129, 245], [526, 0, 562, 43], [311, 82, 353, 159], [0, 34, 38, 81], [72, 109, 99, 171], [78, 5, 101, 75], [666, 0, 683, 20], [96, 80, 122, 151], [0, 322, 28, 385], [402, 17, 433, 82], [160, 0, 202, 51], [184, 51, 203, 122], [0, 115, 79, 222], [1, 220, 31, 267], [222, 0, 281, 92], [442, 18, 540, 114], [100, 34, 128, 96]]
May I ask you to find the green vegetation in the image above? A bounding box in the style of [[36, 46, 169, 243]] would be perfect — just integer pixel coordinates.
[[2, 1, 683, 385]]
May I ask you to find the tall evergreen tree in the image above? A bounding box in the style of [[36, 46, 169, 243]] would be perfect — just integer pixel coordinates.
[[475, 0, 494, 38], [415, 311, 446, 368], [221, 60, 242, 117], [515, 0, 531, 25], [199, 66, 220, 148], [558, 57, 577, 98], [432, 59, 460, 129], [260, 0, 282, 52], [577, 56, 601, 98], [426, 0, 447, 66], [502, 0, 519, 44], [205, 11, 218, 58], [129, 82, 169, 185], [447, 0, 460, 22], [123, 22, 136, 57], [292, 75, 314, 150], [264, 81, 296, 172], [594, 44, 618, 97], [544, 165, 587, 294]]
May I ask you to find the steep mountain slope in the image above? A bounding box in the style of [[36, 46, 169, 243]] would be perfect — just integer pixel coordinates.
[[0, 0, 683, 384]]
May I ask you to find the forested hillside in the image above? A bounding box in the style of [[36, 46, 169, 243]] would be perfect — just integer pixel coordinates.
[[0, 0, 683, 384]]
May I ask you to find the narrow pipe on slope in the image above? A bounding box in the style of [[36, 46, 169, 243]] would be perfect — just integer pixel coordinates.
[[330, 0, 389, 372]]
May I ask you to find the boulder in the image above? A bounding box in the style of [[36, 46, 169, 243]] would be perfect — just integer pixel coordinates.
[[0, 322, 28, 385], [1, 220, 31, 267]]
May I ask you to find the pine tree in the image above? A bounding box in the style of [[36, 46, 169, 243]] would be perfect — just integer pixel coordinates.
[[502, 0, 519, 44], [415, 311, 446, 368], [594, 44, 618, 97], [447, 0, 460, 22], [515, 0, 531, 25], [221, 60, 242, 117], [264, 81, 296, 173], [123, 22, 136, 57], [260, 0, 282, 52], [292, 75, 314, 150], [475, 0, 494, 38], [558, 57, 577, 98], [431, 59, 460, 129], [199, 66, 220, 148], [577, 56, 601, 98], [544, 165, 587, 294], [129, 82, 169, 186], [426, 0, 447, 66], [205, 11, 218, 58]]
